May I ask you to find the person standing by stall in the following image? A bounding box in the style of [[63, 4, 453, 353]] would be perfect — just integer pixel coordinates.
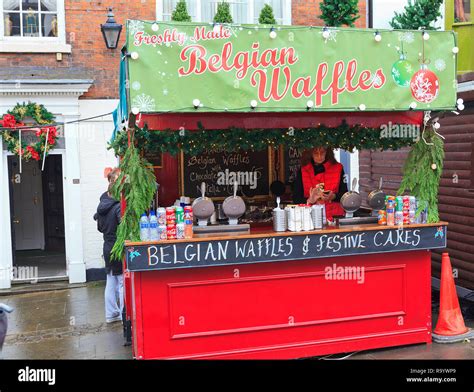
[[94, 168, 123, 323], [293, 146, 347, 220]]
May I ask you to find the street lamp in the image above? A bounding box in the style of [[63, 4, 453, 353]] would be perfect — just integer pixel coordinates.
[[100, 8, 122, 49]]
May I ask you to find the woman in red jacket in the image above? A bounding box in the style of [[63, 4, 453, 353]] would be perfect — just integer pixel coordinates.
[[293, 146, 347, 221]]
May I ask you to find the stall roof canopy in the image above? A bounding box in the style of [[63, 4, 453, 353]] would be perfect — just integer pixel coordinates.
[[124, 20, 457, 115]]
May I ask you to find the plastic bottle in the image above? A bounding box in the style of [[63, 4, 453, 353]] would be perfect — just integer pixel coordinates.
[[149, 211, 159, 241], [139, 213, 150, 242]]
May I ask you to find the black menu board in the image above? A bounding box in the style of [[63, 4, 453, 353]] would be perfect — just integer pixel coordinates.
[[180, 148, 272, 199], [283, 146, 304, 185]]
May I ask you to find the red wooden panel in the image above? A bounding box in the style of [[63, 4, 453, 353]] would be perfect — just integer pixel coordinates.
[[130, 250, 432, 359], [168, 265, 405, 339]]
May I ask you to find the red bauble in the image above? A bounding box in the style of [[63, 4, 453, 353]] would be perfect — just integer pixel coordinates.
[[410, 68, 439, 103]]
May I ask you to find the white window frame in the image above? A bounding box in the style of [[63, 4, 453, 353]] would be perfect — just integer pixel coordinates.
[[0, 0, 71, 53], [156, 0, 291, 24]]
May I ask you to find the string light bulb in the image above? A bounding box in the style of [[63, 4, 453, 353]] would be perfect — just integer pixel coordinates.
[[374, 31, 382, 42], [130, 52, 139, 60], [322, 27, 330, 39], [151, 23, 159, 32], [193, 99, 201, 109], [422, 31, 430, 40], [409, 102, 417, 110], [452, 46, 459, 54], [250, 100, 258, 109], [131, 107, 140, 115], [269, 27, 277, 39], [358, 104, 366, 111], [306, 100, 314, 110]]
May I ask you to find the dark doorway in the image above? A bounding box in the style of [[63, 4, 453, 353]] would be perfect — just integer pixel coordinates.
[[8, 155, 67, 282]]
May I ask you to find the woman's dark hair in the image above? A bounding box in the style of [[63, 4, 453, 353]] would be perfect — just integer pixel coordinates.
[[301, 147, 337, 166]]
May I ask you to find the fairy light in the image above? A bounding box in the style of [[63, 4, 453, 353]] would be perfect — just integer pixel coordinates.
[[269, 27, 277, 39], [374, 31, 382, 42], [322, 26, 330, 39]]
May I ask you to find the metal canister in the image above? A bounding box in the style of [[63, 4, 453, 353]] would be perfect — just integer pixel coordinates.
[[409, 210, 416, 224], [273, 208, 287, 232], [184, 206, 193, 220], [402, 209, 410, 224], [158, 224, 167, 240], [409, 196, 417, 212], [175, 206, 184, 224], [302, 205, 314, 231], [311, 205, 324, 229], [395, 211, 404, 225], [402, 196, 410, 209], [377, 210, 387, 225], [395, 196, 404, 212], [184, 221, 193, 239], [386, 196, 396, 210], [166, 207, 176, 225], [176, 223, 185, 239], [386, 208, 395, 226], [166, 224, 177, 239], [157, 207, 166, 225]]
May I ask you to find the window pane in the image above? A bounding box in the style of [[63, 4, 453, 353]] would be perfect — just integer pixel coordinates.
[[254, 0, 284, 24], [3, 1, 21, 11], [202, 0, 248, 23], [42, 13, 57, 36], [455, 0, 471, 22], [23, 12, 39, 36], [4, 12, 21, 36], [40, 0, 57, 12], [22, 0, 39, 11], [163, 0, 197, 21]]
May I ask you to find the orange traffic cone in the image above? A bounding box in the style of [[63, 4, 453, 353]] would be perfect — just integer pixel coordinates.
[[432, 253, 473, 343]]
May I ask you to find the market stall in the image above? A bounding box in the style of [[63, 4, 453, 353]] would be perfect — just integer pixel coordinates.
[[111, 20, 458, 359]]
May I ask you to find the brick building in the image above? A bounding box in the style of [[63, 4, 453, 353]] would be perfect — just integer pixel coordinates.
[[0, 0, 368, 288]]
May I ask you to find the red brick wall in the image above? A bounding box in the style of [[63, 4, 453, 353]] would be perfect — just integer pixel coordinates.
[[1, 0, 367, 100], [292, 0, 367, 28], [0, 0, 156, 100]]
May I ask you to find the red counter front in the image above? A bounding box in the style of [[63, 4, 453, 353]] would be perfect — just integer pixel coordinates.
[[125, 223, 446, 359]]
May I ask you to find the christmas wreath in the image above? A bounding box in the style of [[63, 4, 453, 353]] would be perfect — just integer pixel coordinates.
[[0, 102, 58, 162]]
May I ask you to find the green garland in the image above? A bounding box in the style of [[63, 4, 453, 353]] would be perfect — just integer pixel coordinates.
[[0, 102, 57, 162], [397, 128, 444, 223], [110, 140, 157, 261], [109, 121, 417, 156], [7, 101, 55, 124]]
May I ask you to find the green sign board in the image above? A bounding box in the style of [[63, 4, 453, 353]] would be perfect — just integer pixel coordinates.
[[125, 20, 457, 113]]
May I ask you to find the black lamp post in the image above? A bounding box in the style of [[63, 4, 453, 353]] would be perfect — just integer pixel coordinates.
[[100, 8, 122, 49]]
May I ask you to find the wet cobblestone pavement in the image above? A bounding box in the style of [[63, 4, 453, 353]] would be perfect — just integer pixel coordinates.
[[0, 282, 473, 360], [1, 282, 132, 359]]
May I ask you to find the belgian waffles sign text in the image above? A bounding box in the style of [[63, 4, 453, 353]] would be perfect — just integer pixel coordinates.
[[127, 21, 457, 112]]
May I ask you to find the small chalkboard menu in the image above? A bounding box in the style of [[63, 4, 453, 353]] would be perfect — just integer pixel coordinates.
[[283, 146, 304, 185], [144, 151, 163, 168], [180, 148, 272, 199]]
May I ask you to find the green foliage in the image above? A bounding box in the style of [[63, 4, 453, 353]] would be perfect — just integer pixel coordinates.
[[171, 0, 191, 22], [390, 0, 443, 30], [109, 122, 416, 157], [110, 140, 157, 261], [213, 2, 233, 23], [319, 0, 360, 27], [7, 101, 55, 124], [259, 4, 277, 24], [397, 129, 444, 223]]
